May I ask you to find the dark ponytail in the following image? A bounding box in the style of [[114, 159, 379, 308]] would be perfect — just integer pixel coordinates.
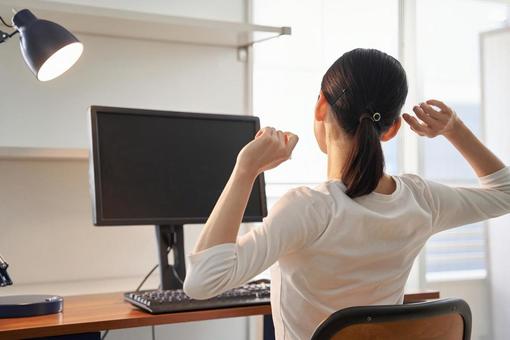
[[321, 48, 408, 198]]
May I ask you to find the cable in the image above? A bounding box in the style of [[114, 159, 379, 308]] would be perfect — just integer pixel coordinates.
[[101, 263, 159, 340], [171, 266, 184, 285], [102, 246, 173, 339], [135, 264, 159, 292], [0, 16, 13, 28], [145, 264, 162, 340]]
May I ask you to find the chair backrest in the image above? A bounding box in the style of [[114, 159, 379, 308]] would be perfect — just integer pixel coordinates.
[[311, 298, 471, 340]]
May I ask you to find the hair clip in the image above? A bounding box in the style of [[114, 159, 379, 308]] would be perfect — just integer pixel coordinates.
[[359, 112, 382, 124]]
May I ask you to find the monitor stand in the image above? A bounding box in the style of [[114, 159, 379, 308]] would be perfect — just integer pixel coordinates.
[[155, 224, 186, 290]]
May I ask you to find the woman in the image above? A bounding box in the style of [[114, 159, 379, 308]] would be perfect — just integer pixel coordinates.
[[183, 48, 510, 339]]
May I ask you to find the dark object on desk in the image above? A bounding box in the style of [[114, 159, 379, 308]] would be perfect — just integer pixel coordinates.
[[311, 298, 471, 340], [125, 281, 270, 314], [89, 106, 268, 290], [0, 255, 63, 319], [27, 332, 100, 340], [0, 295, 63, 318], [0, 255, 12, 287]]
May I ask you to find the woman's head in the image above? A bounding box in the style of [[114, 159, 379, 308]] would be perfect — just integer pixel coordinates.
[[316, 48, 408, 198]]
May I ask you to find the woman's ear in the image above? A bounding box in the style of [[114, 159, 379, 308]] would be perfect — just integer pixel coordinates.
[[315, 91, 329, 122], [381, 116, 402, 142]]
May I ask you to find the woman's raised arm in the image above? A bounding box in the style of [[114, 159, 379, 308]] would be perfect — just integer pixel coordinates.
[[403, 99, 505, 177]]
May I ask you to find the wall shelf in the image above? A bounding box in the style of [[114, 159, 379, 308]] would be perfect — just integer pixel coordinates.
[[0, 147, 88, 160], [0, 0, 291, 48]]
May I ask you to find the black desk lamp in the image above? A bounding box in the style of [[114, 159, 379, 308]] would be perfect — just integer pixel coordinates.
[[0, 8, 83, 81], [0, 8, 82, 318]]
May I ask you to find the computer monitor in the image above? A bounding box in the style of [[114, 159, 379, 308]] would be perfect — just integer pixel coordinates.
[[88, 106, 267, 289]]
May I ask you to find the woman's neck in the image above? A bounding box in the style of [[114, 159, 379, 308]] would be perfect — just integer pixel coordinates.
[[326, 145, 347, 181], [326, 142, 396, 195]]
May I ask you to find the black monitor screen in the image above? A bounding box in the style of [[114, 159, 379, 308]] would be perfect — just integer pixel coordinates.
[[89, 106, 267, 226]]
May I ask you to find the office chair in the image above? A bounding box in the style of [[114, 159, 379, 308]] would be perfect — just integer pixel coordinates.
[[311, 298, 471, 340]]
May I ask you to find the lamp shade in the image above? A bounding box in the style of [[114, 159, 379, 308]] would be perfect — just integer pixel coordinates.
[[12, 9, 83, 81]]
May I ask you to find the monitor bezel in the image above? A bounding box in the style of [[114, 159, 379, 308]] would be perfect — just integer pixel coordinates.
[[89, 105, 268, 226]]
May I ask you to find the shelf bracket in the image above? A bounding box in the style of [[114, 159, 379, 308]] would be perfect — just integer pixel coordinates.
[[237, 26, 292, 60], [247, 27, 291, 48]]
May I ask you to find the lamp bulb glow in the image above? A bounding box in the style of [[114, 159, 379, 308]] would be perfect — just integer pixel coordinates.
[[37, 42, 83, 81]]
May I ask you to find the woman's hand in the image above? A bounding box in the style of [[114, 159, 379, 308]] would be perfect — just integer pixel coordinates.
[[402, 99, 461, 138], [403, 99, 505, 178], [236, 127, 299, 177]]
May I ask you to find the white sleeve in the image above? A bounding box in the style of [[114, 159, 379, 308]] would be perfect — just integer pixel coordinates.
[[424, 166, 510, 233], [183, 187, 330, 299]]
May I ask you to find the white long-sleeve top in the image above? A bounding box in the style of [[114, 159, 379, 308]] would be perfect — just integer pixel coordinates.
[[183, 167, 510, 340]]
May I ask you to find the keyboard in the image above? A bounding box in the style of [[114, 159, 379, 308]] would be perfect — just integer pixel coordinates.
[[124, 281, 270, 314]]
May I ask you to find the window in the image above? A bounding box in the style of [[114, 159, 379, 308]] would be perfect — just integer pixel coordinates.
[[253, 0, 400, 208], [415, 0, 509, 280], [426, 222, 487, 280]]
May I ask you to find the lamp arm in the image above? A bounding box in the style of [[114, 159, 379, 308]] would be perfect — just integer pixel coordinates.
[[0, 15, 18, 44], [0, 254, 13, 287], [0, 29, 18, 44], [0, 15, 13, 28]]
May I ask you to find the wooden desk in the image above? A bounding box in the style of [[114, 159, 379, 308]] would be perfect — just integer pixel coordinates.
[[0, 291, 440, 339]]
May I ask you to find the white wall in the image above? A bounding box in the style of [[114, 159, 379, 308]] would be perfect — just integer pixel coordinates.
[[0, 34, 245, 148], [481, 27, 510, 340], [0, 1, 255, 339]]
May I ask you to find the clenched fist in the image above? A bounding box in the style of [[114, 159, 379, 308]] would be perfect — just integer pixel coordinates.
[[236, 127, 299, 177]]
